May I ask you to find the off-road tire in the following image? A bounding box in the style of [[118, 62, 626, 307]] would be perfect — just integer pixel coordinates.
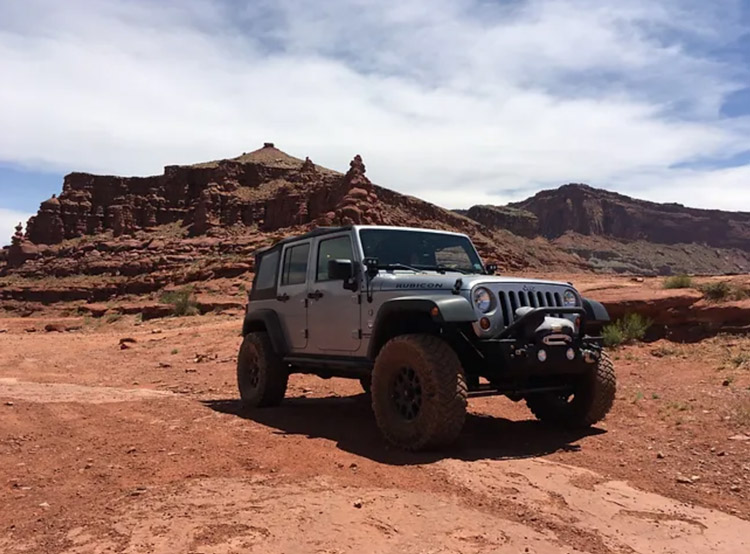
[[359, 375, 372, 395], [525, 351, 616, 427], [371, 334, 467, 451], [237, 332, 288, 408]]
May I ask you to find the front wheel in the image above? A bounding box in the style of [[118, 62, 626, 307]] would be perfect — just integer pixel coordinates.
[[237, 332, 288, 408], [371, 334, 467, 451], [525, 351, 616, 427]]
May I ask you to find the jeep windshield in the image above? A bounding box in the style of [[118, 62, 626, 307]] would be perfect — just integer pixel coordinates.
[[359, 229, 485, 274]]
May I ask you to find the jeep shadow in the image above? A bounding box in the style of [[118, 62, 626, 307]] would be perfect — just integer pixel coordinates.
[[203, 394, 603, 465]]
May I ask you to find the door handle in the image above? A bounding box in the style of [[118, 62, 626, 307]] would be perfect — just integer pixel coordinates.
[[276, 293, 290, 302], [307, 290, 324, 300]]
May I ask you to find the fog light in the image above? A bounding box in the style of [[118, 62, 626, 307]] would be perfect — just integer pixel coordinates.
[[479, 317, 491, 330], [566, 347, 576, 361], [537, 349, 547, 362]]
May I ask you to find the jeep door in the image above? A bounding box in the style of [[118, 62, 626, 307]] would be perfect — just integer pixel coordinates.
[[276, 240, 311, 351], [307, 233, 361, 352]]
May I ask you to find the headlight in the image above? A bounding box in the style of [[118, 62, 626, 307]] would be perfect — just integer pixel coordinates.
[[563, 289, 577, 306], [473, 287, 493, 313]]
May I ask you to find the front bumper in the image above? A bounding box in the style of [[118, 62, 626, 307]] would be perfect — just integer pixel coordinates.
[[475, 336, 602, 377]]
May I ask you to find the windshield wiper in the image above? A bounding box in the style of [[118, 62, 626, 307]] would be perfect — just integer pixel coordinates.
[[377, 263, 425, 273], [425, 265, 472, 274]]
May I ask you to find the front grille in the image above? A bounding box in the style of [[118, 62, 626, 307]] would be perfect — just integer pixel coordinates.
[[496, 287, 564, 327]]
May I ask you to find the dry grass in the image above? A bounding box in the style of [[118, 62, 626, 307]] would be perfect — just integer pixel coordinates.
[[731, 396, 750, 427], [663, 274, 693, 289], [160, 287, 199, 316]]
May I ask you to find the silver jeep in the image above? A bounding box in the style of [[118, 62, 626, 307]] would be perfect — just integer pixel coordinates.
[[238, 225, 615, 450]]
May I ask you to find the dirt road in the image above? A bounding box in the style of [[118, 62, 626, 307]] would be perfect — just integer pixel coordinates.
[[1, 314, 748, 553]]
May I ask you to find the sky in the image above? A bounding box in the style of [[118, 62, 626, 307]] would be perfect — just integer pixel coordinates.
[[2, 0, 750, 245]]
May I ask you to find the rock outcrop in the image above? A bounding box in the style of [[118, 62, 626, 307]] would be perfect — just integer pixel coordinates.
[[24, 144, 331, 244], [20, 145, 434, 246], [506, 183, 750, 251]]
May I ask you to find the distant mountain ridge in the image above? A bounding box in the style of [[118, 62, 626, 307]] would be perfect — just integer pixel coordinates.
[[461, 183, 750, 275], [504, 183, 750, 251]]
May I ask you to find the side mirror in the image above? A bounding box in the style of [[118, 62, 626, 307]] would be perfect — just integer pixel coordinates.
[[486, 263, 498, 275], [328, 259, 358, 291], [329, 259, 353, 280]]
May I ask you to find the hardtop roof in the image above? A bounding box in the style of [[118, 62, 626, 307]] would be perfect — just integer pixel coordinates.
[[255, 225, 472, 257]]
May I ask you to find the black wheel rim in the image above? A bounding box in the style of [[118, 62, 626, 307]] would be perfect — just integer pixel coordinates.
[[245, 347, 260, 388], [391, 366, 422, 421]]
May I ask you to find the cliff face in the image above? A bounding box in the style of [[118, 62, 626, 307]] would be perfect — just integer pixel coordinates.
[[23, 144, 382, 244], [507, 183, 750, 251], [465, 205, 538, 238]]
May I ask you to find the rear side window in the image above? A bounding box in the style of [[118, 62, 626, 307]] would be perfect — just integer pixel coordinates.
[[281, 243, 310, 286], [317, 235, 354, 280], [254, 249, 280, 291]]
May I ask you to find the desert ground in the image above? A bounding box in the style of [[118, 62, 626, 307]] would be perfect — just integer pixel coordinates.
[[1, 276, 749, 554]]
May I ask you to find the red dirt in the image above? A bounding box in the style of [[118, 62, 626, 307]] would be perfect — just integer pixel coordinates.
[[1, 303, 749, 553]]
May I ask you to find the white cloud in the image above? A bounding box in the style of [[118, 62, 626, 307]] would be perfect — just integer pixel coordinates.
[[0, 209, 30, 247], [0, 0, 749, 212]]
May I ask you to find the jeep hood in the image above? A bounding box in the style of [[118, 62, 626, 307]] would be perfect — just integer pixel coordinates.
[[373, 272, 574, 291]]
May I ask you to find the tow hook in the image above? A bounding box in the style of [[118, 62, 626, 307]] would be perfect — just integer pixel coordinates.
[[511, 347, 527, 359], [582, 349, 599, 364]]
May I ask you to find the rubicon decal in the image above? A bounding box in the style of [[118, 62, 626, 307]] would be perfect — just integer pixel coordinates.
[[394, 283, 444, 289]]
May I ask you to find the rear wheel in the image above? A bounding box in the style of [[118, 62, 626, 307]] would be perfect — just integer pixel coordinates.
[[371, 334, 467, 451], [525, 351, 615, 427], [237, 332, 288, 408]]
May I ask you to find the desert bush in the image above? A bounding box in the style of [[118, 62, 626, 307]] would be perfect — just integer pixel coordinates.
[[160, 287, 199, 316], [700, 281, 748, 302], [602, 325, 625, 348], [663, 275, 693, 289], [602, 313, 652, 348], [701, 281, 732, 301]]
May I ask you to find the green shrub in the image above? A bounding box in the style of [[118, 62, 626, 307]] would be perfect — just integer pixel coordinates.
[[602, 325, 625, 348], [663, 275, 693, 289], [700, 281, 748, 302], [700, 281, 732, 301], [160, 287, 199, 316], [602, 313, 652, 348]]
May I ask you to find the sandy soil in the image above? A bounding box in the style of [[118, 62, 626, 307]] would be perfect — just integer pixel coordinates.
[[1, 313, 749, 553]]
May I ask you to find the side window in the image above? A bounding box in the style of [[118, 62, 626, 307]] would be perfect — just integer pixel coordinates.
[[317, 236, 354, 281], [281, 243, 310, 286], [254, 249, 280, 291]]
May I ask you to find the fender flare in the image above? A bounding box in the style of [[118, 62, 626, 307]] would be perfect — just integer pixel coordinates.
[[368, 295, 476, 359], [242, 308, 289, 356], [582, 297, 610, 324]]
